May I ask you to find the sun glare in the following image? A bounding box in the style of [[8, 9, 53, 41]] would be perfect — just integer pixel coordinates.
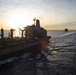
[[8, 12, 33, 29], [7, 11, 34, 36]]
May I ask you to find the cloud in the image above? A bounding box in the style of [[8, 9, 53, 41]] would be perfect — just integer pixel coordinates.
[[0, 0, 76, 30], [45, 21, 76, 30]]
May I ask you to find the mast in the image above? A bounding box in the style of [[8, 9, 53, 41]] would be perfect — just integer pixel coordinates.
[[0, 19, 4, 40], [10, 29, 15, 40], [33, 17, 36, 25], [1, 28, 4, 40]]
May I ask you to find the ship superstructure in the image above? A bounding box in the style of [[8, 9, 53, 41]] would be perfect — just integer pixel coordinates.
[[25, 19, 47, 40]]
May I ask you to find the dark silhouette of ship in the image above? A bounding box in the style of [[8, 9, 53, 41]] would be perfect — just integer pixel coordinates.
[[0, 18, 51, 60], [64, 28, 68, 32]]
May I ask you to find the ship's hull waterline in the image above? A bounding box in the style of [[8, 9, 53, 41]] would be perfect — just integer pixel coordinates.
[[0, 37, 50, 60]]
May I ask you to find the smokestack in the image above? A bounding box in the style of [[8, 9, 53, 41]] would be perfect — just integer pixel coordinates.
[[36, 20, 40, 28]]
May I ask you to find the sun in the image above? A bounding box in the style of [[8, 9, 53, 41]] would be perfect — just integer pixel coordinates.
[[7, 11, 34, 36], [8, 12, 33, 29]]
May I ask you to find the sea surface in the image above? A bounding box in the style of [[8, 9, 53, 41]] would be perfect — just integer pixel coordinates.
[[0, 30, 76, 75]]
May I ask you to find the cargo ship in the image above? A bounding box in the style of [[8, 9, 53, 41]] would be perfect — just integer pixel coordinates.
[[0, 19, 51, 60]]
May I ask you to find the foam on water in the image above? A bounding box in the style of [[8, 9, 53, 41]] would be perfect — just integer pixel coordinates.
[[59, 31, 76, 37], [0, 57, 17, 65]]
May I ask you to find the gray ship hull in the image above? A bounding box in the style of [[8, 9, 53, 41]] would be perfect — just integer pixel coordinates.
[[0, 37, 50, 60]]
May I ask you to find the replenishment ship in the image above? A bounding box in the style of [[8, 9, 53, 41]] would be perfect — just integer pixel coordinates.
[[0, 19, 51, 60]]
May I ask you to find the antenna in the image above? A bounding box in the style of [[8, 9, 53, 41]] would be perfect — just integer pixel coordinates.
[[33, 17, 36, 25]]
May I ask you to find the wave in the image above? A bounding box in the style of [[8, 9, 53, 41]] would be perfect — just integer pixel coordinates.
[[0, 57, 17, 65], [57, 31, 76, 37]]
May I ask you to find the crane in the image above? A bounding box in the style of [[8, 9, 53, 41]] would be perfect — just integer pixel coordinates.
[[19, 28, 24, 38]]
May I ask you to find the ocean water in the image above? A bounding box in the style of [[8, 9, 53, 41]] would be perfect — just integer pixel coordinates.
[[0, 30, 76, 75]]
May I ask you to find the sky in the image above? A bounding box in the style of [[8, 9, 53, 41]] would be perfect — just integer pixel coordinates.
[[0, 0, 76, 30]]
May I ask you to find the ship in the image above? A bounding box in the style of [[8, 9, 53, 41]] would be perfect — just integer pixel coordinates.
[[64, 28, 68, 32], [0, 19, 51, 60]]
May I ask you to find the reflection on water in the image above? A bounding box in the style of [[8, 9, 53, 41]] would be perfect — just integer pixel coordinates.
[[51, 51, 58, 54]]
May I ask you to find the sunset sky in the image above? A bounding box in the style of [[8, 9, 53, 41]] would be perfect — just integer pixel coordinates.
[[0, 0, 76, 30]]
